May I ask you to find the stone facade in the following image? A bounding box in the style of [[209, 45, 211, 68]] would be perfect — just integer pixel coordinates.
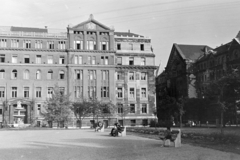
[[0, 15, 157, 127]]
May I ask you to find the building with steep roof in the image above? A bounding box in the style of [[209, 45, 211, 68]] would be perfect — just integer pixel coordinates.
[[0, 15, 157, 128], [156, 34, 240, 123], [164, 43, 212, 99]]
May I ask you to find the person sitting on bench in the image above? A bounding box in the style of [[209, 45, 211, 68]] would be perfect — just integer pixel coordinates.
[[95, 121, 103, 132], [160, 127, 172, 144], [110, 123, 123, 137]]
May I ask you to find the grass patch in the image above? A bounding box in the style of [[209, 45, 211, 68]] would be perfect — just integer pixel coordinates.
[[127, 127, 240, 155]]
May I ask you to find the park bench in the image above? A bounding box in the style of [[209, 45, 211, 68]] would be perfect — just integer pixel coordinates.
[[159, 129, 181, 147], [95, 122, 104, 132], [118, 127, 126, 137], [110, 126, 126, 137]]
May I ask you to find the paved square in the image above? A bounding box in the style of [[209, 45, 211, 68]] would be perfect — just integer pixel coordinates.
[[0, 129, 239, 160]]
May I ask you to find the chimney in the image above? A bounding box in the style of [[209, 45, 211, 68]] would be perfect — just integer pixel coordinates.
[[128, 30, 130, 33], [204, 46, 208, 54], [45, 26, 47, 29]]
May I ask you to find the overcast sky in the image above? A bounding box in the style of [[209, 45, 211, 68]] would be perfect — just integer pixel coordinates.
[[1, 0, 240, 73]]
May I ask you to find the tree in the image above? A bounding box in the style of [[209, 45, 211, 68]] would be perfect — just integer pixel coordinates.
[[183, 98, 211, 125], [98, 101, 116, 120], [71, 98, 92, 128], [158, 89, 177, 127], [72, 98, 117, 128], [205, 68, 240, 135], [176, 97, 185, 128], [117, 104, 130, 127], [42, 85, 71, 128], [151, 107, 158, 129]]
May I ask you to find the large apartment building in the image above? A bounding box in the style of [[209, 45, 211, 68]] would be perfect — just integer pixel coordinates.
[[0, 15, 156, 127]]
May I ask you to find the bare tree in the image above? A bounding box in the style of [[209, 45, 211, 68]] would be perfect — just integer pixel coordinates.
[[117, 104, 130, 127]]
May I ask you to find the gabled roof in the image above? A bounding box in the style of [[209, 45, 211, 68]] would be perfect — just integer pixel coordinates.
[[213, 42, 231, 54], [235, 37, 240, 44], [166, 43, 212, 69], [114, 32, 143, 37], [235, 31, 240, 39], [175, 44, 212, 61], [11, 26, 48, 33], [196, 42, 231, 63], [71, 14, 111, 30]]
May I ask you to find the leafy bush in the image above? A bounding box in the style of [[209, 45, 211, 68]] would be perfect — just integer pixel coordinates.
[[149, 120, 158, 127]]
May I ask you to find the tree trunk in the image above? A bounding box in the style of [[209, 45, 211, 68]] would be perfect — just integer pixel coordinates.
[[79, 119, 82, 129], [220, 111, 224, 135], [180, 115, 182, 128], [155, 117, 157, 130], [122, 114, 124, 127]]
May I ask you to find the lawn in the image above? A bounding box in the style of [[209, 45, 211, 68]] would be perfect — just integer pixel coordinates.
[[126, 127, 240, 155]]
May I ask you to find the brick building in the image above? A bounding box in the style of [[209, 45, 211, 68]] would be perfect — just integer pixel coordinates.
[[0, 15, 156, 127], [156, 34, 240, 123]]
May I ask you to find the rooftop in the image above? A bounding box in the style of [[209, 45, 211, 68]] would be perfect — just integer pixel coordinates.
[[175, 44, 212, 61], [114, 32, 144, 38]]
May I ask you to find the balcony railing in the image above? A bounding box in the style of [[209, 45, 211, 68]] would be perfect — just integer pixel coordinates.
[[0, 31, 67, 38]]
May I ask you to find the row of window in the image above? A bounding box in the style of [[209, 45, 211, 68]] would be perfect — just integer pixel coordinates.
[[0, 86, 110, 99], [0, 69, 111, 81], [0, 69, 65, 80], [0, 87, 64, 98], [117, 87, 147, 99], [197, 56, 226, 70], [0, 54, 110, 65], [74, 86, 109, 99], [0, 39, 146, 51], [0, 38, 111, 51], [198, 70, 224, 82], [0, 54, 148, 66], [74, 55, 109, 65], [0, 69, 147, 82], [116, 57, 146, 65], [117, 72, 147, 81], [73, 40, 109, 51], [0, 54, 65, 64], [117, 103, 148, 114], [116, 43, 145, 51], [0, 39, 66, 49]]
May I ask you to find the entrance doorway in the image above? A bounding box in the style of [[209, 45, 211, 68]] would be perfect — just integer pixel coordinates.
[[37, 121, 41, 127]]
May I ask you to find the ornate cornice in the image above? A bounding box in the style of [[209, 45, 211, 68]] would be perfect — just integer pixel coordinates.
[[0, 48, 66, 52], [115, 65, 157, 70], [0, 48, 116, 53]]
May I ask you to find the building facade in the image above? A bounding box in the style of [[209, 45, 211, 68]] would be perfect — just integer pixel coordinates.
[[0, 15, 156, 127], [156, 34, 240, 124]]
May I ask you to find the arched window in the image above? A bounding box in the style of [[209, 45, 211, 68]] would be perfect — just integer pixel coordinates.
[[11, 69, 17, 79], [0, 69, 5, 79], [59, 70, 64, 79], [36, 70, 41, 79], [47, 70, 53, 80], [23, 70, 30, 79]]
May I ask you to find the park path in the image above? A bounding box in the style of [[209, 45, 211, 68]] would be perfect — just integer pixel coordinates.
[[0, 129, 239, 160]]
